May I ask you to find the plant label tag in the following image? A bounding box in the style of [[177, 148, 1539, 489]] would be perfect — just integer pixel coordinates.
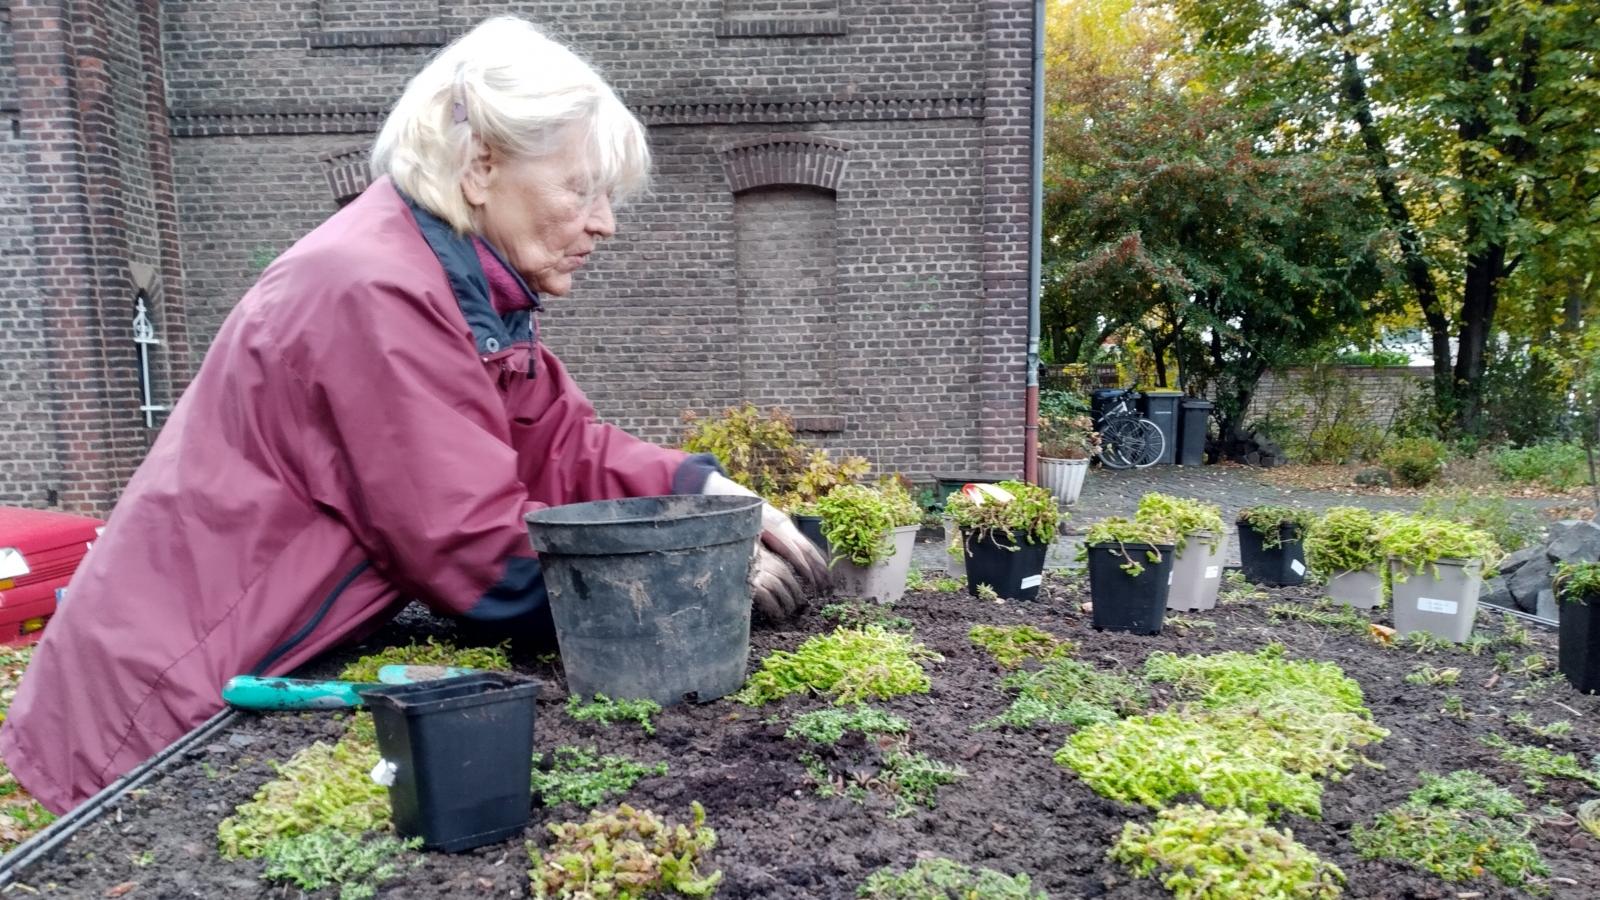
[[1168, 571, 1174, 585], [1204, 566, 1221, 579], [1020, 574, 1041, 589], [1290, 559, 1306, 575], [1417, 597, 1458, 615]]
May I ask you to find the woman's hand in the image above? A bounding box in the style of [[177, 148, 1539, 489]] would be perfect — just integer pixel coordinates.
[[703, 474, 830, 619]]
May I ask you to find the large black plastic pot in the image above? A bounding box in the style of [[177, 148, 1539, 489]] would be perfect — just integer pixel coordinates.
[[359, 673, 540, 852], [792, 513, 831, 559], [962, 530, 1049, 601], [1559, 591, 1600, 694], [1236, 522, 1307, 586], [526, 495, 763, 706], [1087, 542, 1175, 634]]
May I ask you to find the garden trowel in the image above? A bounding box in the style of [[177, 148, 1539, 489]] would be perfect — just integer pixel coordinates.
[[221, 665, 482, 711]]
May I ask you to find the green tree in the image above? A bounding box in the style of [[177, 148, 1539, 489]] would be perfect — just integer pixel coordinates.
[[1043, 5, 1390, 441], [1173, 0, 1600, 433]]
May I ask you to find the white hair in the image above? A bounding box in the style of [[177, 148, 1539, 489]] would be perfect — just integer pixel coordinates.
[[371, 16, 650, 233]]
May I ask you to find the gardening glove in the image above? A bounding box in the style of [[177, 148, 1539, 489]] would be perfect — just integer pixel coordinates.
[[702, 473, 830, 619]]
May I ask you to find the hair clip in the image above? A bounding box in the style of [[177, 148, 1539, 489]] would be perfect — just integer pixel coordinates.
[[451, 100, 467, 124]]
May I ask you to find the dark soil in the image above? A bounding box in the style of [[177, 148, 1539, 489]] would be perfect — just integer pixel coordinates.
[[9, 575, 1600, 899]]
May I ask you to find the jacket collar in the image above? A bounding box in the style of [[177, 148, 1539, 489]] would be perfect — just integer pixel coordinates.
[[398, 188, 539, 356]]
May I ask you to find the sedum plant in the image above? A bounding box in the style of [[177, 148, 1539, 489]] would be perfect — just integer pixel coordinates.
[[1111, 804, 1345, 900], [1479, 733, 1600, 790], [982, 655, 1146, 730], [336, 637, 510, 683], [733, 624, 940, 706], [944, 480, 1061, 548], [784, 705, 908, 745], [566, 694, 662, 736], [857, 857, 1046, 899], [817, 481, 924, 566], [260, 828, 421, 900], [1352, 770, 1548, 888], [1376, 514, 1501, 580], [218, 715, 390, 858], [1237, 506, 1313, 549], [1555, 560, 1600, 603], [532, 746, 667, 809], [1080, 517, 1177, 577], [1303, 507, 1384, 575], [968, 624, 1071, 669], [529, 802, 721, 899], [1135, 493, 1224, 555]]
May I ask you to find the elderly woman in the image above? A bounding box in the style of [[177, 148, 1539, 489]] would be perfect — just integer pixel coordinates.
[[0, 16, 827, 813]]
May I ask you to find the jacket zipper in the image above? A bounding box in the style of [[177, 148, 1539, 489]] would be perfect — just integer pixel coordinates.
[[248, 560, 371, 676]]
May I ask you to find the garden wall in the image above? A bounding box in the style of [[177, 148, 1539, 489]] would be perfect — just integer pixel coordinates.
[[1250, 365, 1433, 435]]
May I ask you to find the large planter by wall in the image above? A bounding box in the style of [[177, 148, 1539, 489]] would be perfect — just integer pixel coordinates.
[[1325, 567, 1384, 610], [831, 525, 921, 604], [1167, 531, 1224, 612], [1038, 457, 1089, 506], [1389, 558, 1483, 643]]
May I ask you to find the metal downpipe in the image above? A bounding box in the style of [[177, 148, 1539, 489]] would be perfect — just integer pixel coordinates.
[[1024, 0, 1045, 483]]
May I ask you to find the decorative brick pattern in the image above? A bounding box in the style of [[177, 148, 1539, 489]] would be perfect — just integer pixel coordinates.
[[719, 134, 850, 193], [307, 28, 448, 49], [321, 144, 372, 203]]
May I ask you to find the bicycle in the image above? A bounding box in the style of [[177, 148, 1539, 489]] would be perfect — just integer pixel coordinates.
[[1094, 389, 1165, 469]]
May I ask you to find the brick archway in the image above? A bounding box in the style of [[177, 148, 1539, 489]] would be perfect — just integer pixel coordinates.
[[718, 135, 851, 193]]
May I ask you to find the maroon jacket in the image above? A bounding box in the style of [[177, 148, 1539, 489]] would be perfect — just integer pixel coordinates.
[[0, 178, 713, 813]]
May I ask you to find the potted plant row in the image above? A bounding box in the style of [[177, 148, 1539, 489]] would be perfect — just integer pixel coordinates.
[[815, 480, 925, 604], [1134, 493, 1225, 612], [1079, 517, 1177, 635], [1381, 515, 1500, 643], [1303, 506, 1387, 610], [1236, 506, 1313, 586], [944, 480, 1060, 602], [1554, 561, 1600, 694]]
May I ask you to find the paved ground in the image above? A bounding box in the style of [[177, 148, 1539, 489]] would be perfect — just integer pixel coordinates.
[[909, 463, 1541, 574]]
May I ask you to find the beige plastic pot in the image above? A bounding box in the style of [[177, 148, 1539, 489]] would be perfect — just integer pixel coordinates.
[[831, 525, 921, 604], [1167, 531, 1224, 612], [1325, 567, 1384, 610], [1389, 557, 1482, 642]]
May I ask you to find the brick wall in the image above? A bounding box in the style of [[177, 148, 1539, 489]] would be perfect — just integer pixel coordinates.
[[1, 0, 187, 513], [4, 0, 1034, 512], [1250, 366, 1432, 434]]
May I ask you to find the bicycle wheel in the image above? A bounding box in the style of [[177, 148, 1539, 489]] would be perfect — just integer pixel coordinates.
[[1127, 418, 1166, 468], [1097, 417, 1147, 470]]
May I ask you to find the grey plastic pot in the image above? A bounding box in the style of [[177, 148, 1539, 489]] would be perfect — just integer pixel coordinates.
[[526, 494, 762, 706], [1325, 567, 1384, 610], [1167, 531, 1224, 612], [1388, 557, 1483, 642], [942, 517, 966, 578], [830, 525, 920, 604]]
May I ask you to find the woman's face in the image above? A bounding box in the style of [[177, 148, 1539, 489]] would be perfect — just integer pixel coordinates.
[[462, 135, 615, 297]]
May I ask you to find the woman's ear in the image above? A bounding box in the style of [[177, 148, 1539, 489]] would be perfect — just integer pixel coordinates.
[[461, 139, 496, 208]]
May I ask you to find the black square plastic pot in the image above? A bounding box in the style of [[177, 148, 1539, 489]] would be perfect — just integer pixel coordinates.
[[359, 673, 540, 852], [1087, 542, 1175, 634], [792, 513, 831, 560], [1236, 523, 1307, 586], [962, 531, 1049, 601], [1559, 593, 1600, 694]]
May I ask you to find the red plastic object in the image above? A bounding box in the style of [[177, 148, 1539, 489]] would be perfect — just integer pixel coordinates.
[[0, 507, 104, 647]]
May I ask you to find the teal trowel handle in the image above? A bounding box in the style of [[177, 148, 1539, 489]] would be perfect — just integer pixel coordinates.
[[222, 675, 371, 710]]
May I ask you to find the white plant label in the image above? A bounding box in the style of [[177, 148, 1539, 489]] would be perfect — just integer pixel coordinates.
[[1417, 597, 1458, 615], [1204, 566, 1221, 579], [1168, 571, 1174, 585], [1290, 559, 1306, 575], [1020, 574, 1041, 589], [370, 759, 398, 787]]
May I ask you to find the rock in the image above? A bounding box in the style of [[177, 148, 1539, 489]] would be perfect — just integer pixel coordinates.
[[1547, 520, 1600, 565], [1509, 557, 1553, 608], [1537, 587, 1560, 620], [1497, 546, 1541, 577], [1480, 576, 1514, 609], [1244, 451, 1261, 466], [1354, 467, 1393, 487]]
